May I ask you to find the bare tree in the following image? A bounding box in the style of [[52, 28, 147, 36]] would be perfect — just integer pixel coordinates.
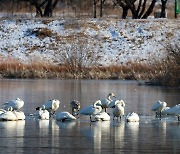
[[114, 0, 157, 19], [160, 0, 167, 18], [17, 0, 59, 17], [114, 0, 130, 19], [100, 0, 105, 17], [93, 0, 97, 18]]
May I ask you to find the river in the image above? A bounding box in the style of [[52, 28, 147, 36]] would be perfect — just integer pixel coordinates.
[[0, 79, 179, 153]]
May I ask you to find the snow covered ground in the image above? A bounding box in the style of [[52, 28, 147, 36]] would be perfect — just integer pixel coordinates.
[[0, 18, 179, 66]]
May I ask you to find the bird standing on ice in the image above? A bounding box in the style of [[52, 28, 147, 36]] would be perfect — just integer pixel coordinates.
[[0, 106, 17, 121], [38, 105, 49, 120], [126, 112, 139, 122], [112, 100, 125, 121], [151, 100, 167, 118], [78, 100, 102, 122], [94, 112, 110, 121], [100, 93, 116, 112], [70, 100, 80, 116], [36, 99, 60, 115], [56, 112, 76, 122], [3, 98, 24, 111], [163, 104, 180, 121]]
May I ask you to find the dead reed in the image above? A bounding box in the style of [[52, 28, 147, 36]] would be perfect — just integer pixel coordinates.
[[0, 57, 179, 87], [0, 43, 179, 87]]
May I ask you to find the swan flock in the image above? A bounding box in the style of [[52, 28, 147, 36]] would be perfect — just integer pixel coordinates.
[[0, 94, 179, 122]]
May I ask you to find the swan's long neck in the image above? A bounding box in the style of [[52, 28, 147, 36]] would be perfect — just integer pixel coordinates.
[[93, 100, 101, 107], [108, 95, 113, 101]]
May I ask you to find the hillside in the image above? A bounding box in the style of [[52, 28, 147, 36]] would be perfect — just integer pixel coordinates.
[[0, 18, 179, 66]]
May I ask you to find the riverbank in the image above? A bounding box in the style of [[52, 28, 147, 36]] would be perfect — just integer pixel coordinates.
[[0, 18, 179, 86]]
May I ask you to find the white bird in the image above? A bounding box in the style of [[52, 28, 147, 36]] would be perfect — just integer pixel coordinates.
[[126, 112, 140, 122], [109, 99, 125, 108], [13, 110, 26, 120], [3, 98, 24, 111], [161, 107, 171, 115], [151, 100, 167, 118], [38, 105, 50, 120], [0, 109, 6, 115], [113, 101, 125, 121], [163, 104, 180, 121], [0, 106, 17, 121], [78, 100, 102, 122], [56, 111, 76, 122], [36, 99, 60, 115], [100, 93, 116, 112], [70, 100, 80, 116], [94, 112, 110, 121]]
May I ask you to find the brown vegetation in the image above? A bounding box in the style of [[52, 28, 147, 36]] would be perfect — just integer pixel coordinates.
[[0, 51, 179, 87]]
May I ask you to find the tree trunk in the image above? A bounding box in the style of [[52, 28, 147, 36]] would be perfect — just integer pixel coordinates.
[[142, 0, 157, 19], [122, 6, 129, 19], [93, 0, 97, 18], [160, 0, 167, 18], [100, 0, 105, 17], [44, 0, 52, 17]]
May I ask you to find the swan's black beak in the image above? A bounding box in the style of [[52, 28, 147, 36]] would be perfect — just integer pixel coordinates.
[[36, 107, 40, 110]]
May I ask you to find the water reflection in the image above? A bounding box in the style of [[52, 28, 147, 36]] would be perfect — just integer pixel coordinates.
[[0, 79, 179, 153], [56, 121, 77, 129], [126, 122, 139, 150], [0, 121, 25, 153], [111, 121, 125, 151], [80, 121, 111, 154]]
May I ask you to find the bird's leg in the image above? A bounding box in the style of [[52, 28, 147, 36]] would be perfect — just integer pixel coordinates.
[[159, 112, 162, 119], [72, 108, 74, 115], [90, 115, 96, 122], [105, 108, 107, 113], [155, 112, 158, 118]]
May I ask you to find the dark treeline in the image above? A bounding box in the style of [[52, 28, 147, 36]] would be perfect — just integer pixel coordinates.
[[0, 0, 175, 19]]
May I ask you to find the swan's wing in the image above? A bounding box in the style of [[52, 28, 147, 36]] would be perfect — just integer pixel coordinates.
[[151, 102, 161, 111], [78, 105, 95, 115], [101, 99, 110, 107], [108, 99, 116, 108], [56, 112, 76, 121], [95, 112, 110, 121]]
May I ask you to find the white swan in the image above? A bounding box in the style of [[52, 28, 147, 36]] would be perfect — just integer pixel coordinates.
[[126, 112, 140, 122], [38, 105, 50, 120], [78, 100, 102, 122], [163, 104, 180, 121], [70, 100, 80, 116], [151, 100, 167, 118], [100, 93, 116, 112], [56, 111, 76, 122], [0, 107, 17, 121], [94, 112, 110, 121], [109, 99, 125, 108], [113, 101, 125, 121], [0, 109, 6, 115], [3, 98, 24, 110], [36, 99, 60, 115], [13, 110, 26, 120]]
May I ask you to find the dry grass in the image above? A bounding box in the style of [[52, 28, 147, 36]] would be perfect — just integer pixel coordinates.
[[0, 57, 179, 87], [0, 42, 179, 86], [26, 28, 53, 39]]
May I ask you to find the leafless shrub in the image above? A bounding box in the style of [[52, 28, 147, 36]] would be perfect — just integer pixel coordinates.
[[26, 27, 53, 39], [0, 43, 179, 87], [149, 43, 180, 86], [59, 40, 101, 78]]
